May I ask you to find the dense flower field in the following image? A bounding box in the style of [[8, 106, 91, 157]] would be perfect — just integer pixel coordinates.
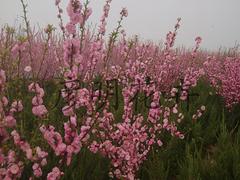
[[0, 0, 240, 179]]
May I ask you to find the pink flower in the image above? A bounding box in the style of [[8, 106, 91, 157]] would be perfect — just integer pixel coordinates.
[[1, 96, 8, 106], [26, 149, 33, 160], [157, 140, 163, 146], [24, 66, 32, 73], [120, 8, 128, 17], [42, 159, 48, 167], [71, 14, 82, 24], [32, 105, 48, 117], [66, 23, 76, 35], [85, 8, 93, 20], [200, 105, 206, 111], [5, 115, 16, 127], [36, 147, 48, 159], [9, 164, 19, 175], [33, 163, 42, 177], [62, 106, 74, 116], [172, 107, 178, 114], [47, 167, 63, 180], [11, 42, 27, 57], [56, 143, 66, 155], [11, 100, 23, 112], [8, 150, 16, 163], [28, 83, 40, 93], [36, 88, 45, 98], [32, 96, 43, 106]]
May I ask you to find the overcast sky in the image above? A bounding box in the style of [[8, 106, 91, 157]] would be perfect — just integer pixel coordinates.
[[0, 0, 240, 50]]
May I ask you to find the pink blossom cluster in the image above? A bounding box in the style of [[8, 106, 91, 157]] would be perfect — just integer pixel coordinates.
[[0, 70, 9, 144], [86, 76, 185, 179], [192, 36, 202, 58], [164, 18, 181, 54], [47, 167, 64, 180], [28, 82, 48, 117], [3, 100, 23, 128], [11, 130, 48, 178], [65, 0, 92, 35], [192, 105, 206, 121], [180, 67, 205, 101], [66, 0, 82, 35], [204, 56, 240, 109], [1, 70, 24, 143], [11, 41, 28, 58], [98, 0, 112, 37], [40, 120, 84, 166], [0, 21, 64, 80], [0, 149, 24, 179]]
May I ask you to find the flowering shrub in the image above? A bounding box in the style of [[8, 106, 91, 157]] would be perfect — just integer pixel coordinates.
[[204, 56, 240, 109], [0, 0, 240, 179]]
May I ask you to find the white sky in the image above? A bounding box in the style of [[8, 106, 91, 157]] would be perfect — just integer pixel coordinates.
[[0, 0, 240, 50]]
